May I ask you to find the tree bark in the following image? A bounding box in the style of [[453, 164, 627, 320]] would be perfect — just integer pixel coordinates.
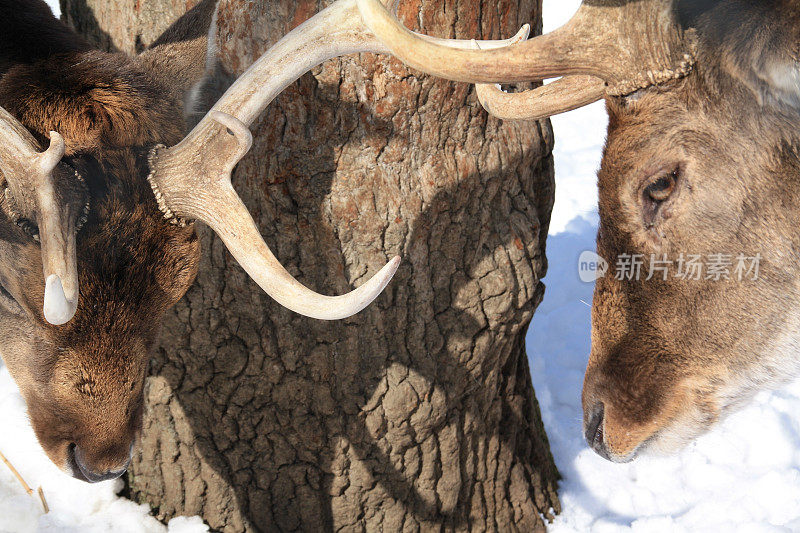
[[61, 0, 561, 530]]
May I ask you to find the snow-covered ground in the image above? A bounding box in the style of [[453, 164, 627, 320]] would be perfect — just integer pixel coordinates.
[[0, 370, 207, 533], [2, 0, 798, 531]]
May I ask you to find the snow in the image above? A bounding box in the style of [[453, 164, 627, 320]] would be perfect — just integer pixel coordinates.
[[527, 1, 800, 532], [44, 1, 59, 18], [1, 0, 797, 531], [0, 367, 209, 532]]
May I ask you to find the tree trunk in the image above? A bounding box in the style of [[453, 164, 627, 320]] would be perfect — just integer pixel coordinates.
[[61, 0, 561, 530]]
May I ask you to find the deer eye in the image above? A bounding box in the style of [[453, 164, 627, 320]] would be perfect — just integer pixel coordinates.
[[641, 168, 680, 229], [645, 171, 677, 202]]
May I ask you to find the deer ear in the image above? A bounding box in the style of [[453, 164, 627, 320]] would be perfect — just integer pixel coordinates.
[[682, 1, 800, 110], [134, 0, 233, 129], [675, 0, 723, 29], [0, 0, 91, 78]]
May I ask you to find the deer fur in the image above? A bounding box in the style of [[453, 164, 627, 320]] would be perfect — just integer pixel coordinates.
[[582, 0, 800, 462], [0, 0, 219, 480]]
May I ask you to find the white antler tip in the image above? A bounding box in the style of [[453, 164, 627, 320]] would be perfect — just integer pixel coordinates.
[[517, 24, 531, 42], [39, 131, 66, 173], [325, 255, 400, 320], [381, 255, 402, 286], [47, 131, 65, 155], [44, 274, 76, 326], [362, 255, 401, 301]]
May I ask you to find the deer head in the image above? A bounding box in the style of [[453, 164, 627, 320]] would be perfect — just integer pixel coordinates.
[[353, 0, 800, 461]]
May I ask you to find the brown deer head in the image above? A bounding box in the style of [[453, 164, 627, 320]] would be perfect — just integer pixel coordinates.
[[354, 0, 800, 461]]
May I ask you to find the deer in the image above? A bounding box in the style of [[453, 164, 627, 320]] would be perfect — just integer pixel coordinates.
[[0, 0, 542, 483], [353, 0, 800, 462]]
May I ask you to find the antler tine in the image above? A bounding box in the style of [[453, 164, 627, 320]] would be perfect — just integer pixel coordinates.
[[357, 0, 697, 97], [148, 0, 535, 320], [150, 110, 401, 320], [417, 23, 531, 50], [470, 32, 604, 122], [198, 0, 532, 127], [356, 0, 593, 84], [475, 77, 605, 121], [0, 108, 80, 325]]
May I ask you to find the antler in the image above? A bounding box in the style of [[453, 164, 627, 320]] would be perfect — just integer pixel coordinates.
[[0, 107, 85, 326], [357, 0, 697, 119], [147, 0, 532, 320], [475, 77, 605, 121]]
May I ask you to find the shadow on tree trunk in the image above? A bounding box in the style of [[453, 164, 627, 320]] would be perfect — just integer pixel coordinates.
[[59, 0, 118, 53], [134, 81, 560, 529]]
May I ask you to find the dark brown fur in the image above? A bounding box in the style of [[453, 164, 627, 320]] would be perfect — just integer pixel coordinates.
[[0, 0, 217, 477], [0, 0, 91, 75]]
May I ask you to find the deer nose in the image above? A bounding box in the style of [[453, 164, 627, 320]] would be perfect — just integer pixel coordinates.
[[69, 443, 131, 483], [584, 402, 612, 461]]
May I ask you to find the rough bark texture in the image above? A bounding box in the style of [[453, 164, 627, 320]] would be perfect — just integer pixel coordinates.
[[61, 0, 561, 530]]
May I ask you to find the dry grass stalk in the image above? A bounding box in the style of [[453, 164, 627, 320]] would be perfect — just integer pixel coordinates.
[[37, 486, 49, 513], [0, 449, 33, 495]]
